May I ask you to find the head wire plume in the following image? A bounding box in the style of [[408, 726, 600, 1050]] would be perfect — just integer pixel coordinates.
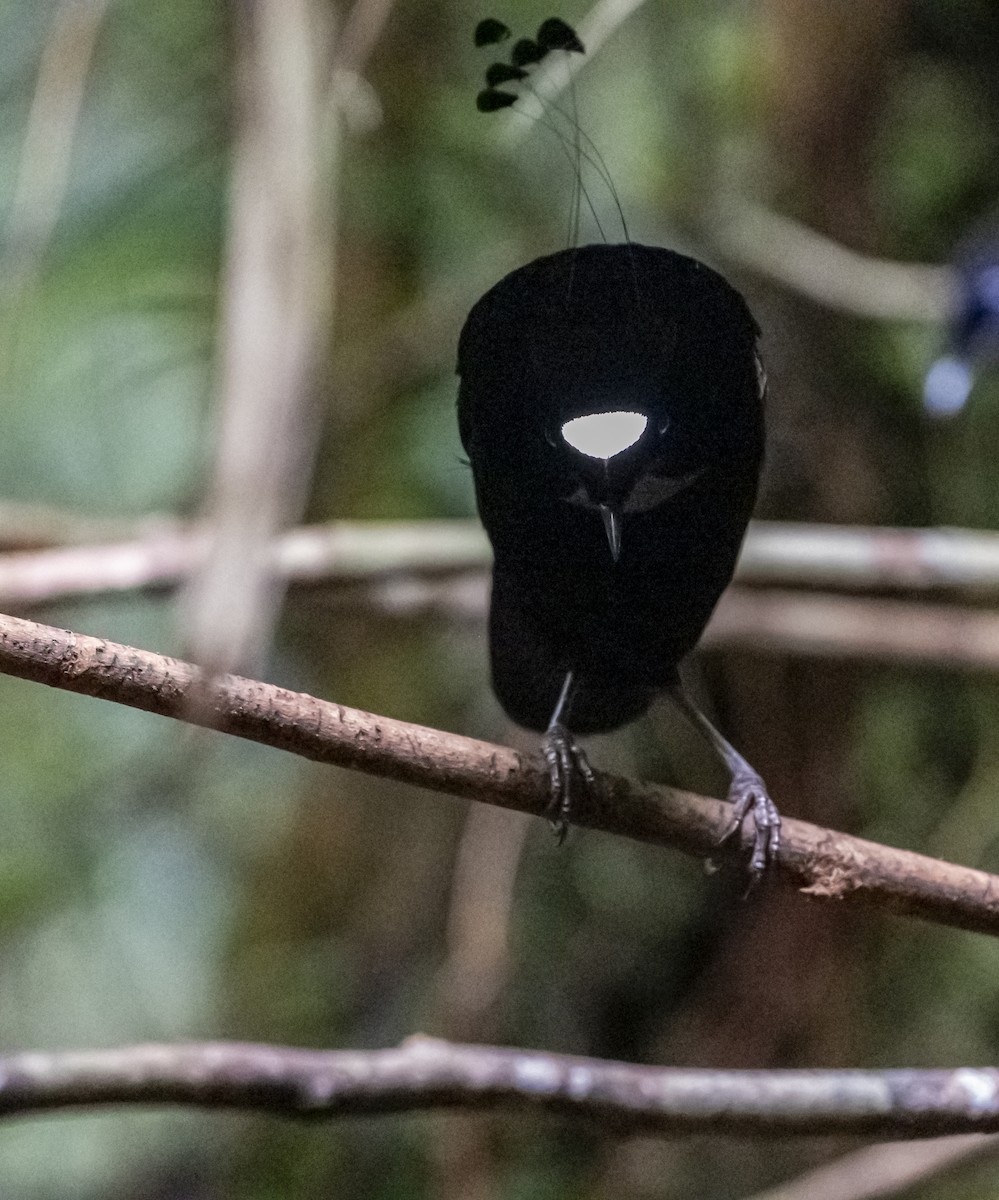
[[472, 15, 629, 250]]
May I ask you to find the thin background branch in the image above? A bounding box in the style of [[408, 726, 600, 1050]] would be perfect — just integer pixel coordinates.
[[11, 520, 999, 602], [11, 498, 999, 614], [0, 502, 166, 551], [335, 0, 396, 75], [180, 0, 338, 679], [711, 197, 955, 322], [709, 589, 999, 671], [2, 1036, 999, 1137], [6, 521, 999, 669], [429, 802, 531, 1200], [434, 803, 530, 1036], [745, 1133, 999, 1200], [2, 609, 999, 937], [2, 0, 113, 293]]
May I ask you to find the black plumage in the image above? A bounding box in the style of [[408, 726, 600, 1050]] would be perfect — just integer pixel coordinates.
[[457, 243, 779, 871], [510, 37, 546, 66], [536, 17, 585, 53], [474, 18, 511, 47]]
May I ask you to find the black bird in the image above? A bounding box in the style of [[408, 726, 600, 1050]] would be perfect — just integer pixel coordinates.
[[457, 243, 780, 873]]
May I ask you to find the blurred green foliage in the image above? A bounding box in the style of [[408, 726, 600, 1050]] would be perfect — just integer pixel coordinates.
[[3, 0, 999, 1197]]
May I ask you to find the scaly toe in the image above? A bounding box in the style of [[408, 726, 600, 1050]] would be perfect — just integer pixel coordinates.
[[540, 723, 596, 842], [724, 771, 781, 877]]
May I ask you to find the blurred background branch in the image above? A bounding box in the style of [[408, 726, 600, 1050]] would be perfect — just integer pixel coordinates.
[[2, 0, 113, 297], [744, 1132, 999, 1200], [6, 521, 999, 671], [710, 197, 956, 322], [180, 0, 338, 679], [4, 1036, 999, 1137], [15, 518, 999, 600], [708, 589, 999, 671]]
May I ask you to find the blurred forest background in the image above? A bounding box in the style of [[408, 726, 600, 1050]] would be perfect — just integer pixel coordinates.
[[2, 0, 999, 1196]]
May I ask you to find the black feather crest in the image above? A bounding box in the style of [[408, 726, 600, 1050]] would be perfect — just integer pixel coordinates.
[[537, 18, 584, 53], [474, 18, 511, 46], [476, 88, 519, 112]]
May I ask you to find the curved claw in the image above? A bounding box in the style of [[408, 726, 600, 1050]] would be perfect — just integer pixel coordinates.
[[718, 769, 781, 879], [540, 722, 596, 843]]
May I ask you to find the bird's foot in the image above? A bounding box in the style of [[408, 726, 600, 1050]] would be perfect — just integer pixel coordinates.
[[541, 722, 595, 844], [718, 768, 781, 880]]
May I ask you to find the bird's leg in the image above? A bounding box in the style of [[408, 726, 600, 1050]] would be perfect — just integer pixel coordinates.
[[667, 684, 780, 877], [540, 670, 595, 843]]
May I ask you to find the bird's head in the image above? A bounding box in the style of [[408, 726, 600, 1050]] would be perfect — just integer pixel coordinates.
[[549, 406, 668, 561]]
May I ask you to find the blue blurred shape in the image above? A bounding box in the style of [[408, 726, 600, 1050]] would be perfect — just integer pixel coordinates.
[[924, 355, 973, 416], [925, 249, 999, 417], [955, 258, 999, 355]]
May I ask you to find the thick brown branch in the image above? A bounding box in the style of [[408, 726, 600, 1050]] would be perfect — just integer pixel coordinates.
[[2, 611, 999, 936], [3, 1037, 999, 1136]]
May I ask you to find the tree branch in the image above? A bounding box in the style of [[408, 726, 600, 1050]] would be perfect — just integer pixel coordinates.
[[6, 520, 999, 606], [2, 611, 999, 937], [180, 0, 338, 679], [8, 520, 999, 666], [745, 1133, 999, 1200], [0, 520, 489, 606], [708, 589, 999, 671], [329, 578, 999, 674], [2, 1036, 999, 1136], [3, 0, 112, 291], [737, 523, 999, 593], [710, 198, 954, 322]]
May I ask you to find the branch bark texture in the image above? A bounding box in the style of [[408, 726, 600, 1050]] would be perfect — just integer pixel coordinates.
[[3, 1037, 999, 1137], [2, 611, 999, 937]]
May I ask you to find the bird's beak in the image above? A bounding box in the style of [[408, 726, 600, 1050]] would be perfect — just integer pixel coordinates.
[[599, 504, 622, 562]]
